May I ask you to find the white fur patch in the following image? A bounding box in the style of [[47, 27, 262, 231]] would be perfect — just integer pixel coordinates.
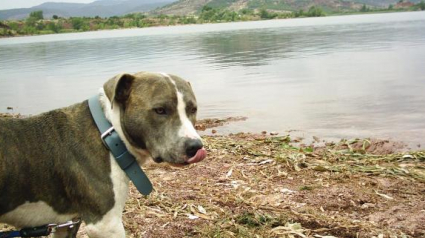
[[0, 201, 76, 228], [161, 73, 201, 140], [176, 91, 201, 139], [84, 154, 128, 238]]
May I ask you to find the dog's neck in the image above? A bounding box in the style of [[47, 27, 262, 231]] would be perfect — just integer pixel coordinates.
[[98, 88, 151, 165]]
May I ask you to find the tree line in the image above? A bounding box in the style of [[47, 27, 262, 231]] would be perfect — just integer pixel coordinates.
[[1, 2, 424, 37], [0, 7, 325, 37]]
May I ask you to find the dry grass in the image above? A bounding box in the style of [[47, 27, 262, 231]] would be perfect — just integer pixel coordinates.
[[115, 133, 424, 237], [1, 115, 424, 237]]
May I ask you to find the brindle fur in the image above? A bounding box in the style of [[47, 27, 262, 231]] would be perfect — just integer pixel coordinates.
[[0, 101, 114, 224]]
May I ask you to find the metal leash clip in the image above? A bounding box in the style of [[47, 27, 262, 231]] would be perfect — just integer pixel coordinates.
[[47, 219, 81, 233]]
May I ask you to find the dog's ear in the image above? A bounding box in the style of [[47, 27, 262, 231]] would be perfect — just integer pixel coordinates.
[[104, 73, 135, 106]]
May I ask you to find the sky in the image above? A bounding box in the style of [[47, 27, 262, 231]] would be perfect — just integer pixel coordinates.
[[0, 0, 95, 10]]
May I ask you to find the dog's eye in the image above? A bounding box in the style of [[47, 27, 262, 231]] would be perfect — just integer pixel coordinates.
[[154, 108, 166, 115], [191, 108, 197, 114]]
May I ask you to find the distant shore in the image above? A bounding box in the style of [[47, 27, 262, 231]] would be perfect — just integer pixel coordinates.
[[1, 7, 423, 39]]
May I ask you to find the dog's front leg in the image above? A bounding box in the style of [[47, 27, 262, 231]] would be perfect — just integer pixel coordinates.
[[84, 155, 128, 238], [84, 212, 125, 238]]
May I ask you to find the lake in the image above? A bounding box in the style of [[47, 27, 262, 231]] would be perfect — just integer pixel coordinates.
[[1, 11, 424, 147]]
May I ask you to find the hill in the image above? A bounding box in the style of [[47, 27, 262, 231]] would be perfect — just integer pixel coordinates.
[[0, 0, 176, 20], [153, 0, 421, 15]]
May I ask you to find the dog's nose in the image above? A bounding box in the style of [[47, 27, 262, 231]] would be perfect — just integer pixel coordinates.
[[185, 139, 203, 157]]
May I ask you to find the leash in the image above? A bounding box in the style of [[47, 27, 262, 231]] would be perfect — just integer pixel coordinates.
[[0, 219, 80, 238], [88, 95, 153, 195]]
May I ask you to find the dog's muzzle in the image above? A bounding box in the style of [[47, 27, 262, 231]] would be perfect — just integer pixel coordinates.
[[153, 138, 207, 164]]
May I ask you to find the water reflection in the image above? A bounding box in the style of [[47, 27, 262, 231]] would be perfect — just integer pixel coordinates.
[[191, 20, 425, 68]]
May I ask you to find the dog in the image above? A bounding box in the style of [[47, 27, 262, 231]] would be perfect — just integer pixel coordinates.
[[0, 72, 207, 237]]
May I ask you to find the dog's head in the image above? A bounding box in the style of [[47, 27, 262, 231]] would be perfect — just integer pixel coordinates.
[[103, 72, 206, 166]]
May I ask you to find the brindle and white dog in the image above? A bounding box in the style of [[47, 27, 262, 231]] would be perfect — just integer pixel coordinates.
[[0, 72, 207, 237]]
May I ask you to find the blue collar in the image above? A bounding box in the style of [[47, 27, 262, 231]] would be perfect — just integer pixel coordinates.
[[88, 95, 153, 196]]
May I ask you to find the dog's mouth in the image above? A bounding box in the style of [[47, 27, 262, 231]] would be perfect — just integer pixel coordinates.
[[153, 148, 207, 166], [187, 148, 207, 163]]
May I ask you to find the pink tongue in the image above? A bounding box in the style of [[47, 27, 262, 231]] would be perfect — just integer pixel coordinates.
[[187, 148, 207, 164]]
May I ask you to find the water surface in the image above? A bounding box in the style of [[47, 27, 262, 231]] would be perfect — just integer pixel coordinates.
[[1, 12, 424, 146]]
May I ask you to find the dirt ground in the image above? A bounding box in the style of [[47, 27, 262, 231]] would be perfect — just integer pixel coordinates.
[[1, 115, 424, 237]]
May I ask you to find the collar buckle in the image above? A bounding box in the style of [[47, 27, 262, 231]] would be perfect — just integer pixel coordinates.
[[100, 126, 115, 149], [89, 95, 153, 195]]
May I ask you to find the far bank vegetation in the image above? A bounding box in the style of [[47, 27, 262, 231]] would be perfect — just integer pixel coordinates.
[[1, 1, 424, 37]]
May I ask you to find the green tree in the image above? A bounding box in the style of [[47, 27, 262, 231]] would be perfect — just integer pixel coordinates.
[[29, 10, 44, 20], [307, 6, 324, 17], [388, 4, 394, 10], [199, 5, 218, 21], [47, 22, 61, 33], [23, 25, 37, 34], [9, 22, 19, 32], [360, 4, 369, 12], [25, 17, 38, 27], [1, 28, 7, 36], [158, 14, 168, 20], [223, 11, 238, 21], [35, 21, 45, 31], [259, 8, 276, 19], [259, 8, 269, 19], [71, 17, 85, 30], [105, 16, 124, 27], [240, 8, 253, 15], [169, 18, 176, 25], [52, 15, 59, 20], [181, 16, 196, 24], [201, 5, 213, 12], [294, 9, 304, 17], [419, 1, 425, 10]]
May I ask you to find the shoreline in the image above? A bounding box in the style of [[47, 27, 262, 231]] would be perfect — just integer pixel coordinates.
[[195, 117, 417, 155], [1, 113, 420, 154]]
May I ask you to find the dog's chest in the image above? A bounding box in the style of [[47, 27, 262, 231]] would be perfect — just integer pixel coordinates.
[[0, 201, 77, 228]]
